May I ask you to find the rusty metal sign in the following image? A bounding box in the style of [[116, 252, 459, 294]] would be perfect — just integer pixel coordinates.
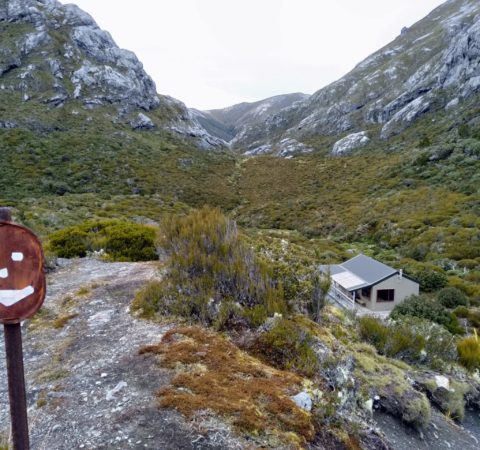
[[1, 208, 46, 449], [0, 221, 46, 324]]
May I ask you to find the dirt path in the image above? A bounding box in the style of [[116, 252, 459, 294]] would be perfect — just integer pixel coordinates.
[[0, 258, 246, 450]]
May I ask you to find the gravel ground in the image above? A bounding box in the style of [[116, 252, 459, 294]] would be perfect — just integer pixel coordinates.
[[373, 408, 479, 450], [0, 258, 248, 450]]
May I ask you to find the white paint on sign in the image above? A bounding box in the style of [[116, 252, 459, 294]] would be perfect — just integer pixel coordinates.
[[11, 252, 24, 261], [0, 268, 8, 278], [0, 286, 35, 307]]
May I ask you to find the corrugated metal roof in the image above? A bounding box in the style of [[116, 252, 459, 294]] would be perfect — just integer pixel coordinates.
[[319, 264, 345, 276], [341, 254, 397, 286]]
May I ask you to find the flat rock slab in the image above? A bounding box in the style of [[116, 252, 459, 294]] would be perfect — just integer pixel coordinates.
[[0, 258, 246, 449]]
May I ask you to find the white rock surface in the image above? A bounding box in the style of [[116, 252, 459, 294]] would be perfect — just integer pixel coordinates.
[[435, 375, 450, 390], [445, 98, 460, 110], [332, 131, 370, 156], [291, 391, 313, 412], [131, 113, 155, 130]]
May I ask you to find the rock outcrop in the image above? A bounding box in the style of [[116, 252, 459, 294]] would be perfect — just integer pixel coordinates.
[[0, 0, 223, 148], [0, 0, 159, 110], [332, 131, 370, 156]]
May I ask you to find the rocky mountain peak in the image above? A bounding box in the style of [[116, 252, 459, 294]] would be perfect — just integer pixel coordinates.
[[0, 0, 227, 148], [0, 0, 159, 111]]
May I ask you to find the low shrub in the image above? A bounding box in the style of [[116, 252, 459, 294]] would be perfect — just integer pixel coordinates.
[[49, 220, 157, 261], [384, 323, 425, 363], [457, 334, 480, 371], [402, 318, 457, 369], [132, 281, 165, 319], [391, 295, 462, 334], [133, 207, 286, 327], [437, 287, 468, 309], [251, 318, 320, 377], [358, 317, 389, 353], [358, 316, 458, 369]]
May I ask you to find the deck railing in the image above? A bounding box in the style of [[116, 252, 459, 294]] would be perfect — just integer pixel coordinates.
[[328, 284, 356, 310]]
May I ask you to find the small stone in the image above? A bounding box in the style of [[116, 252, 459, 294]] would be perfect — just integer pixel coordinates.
[[435, 375, 450, 390], [290, 391, 312, 412], [106, 381, 128, 401]]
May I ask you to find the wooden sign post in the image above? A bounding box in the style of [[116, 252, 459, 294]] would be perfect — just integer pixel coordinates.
[[0, 208, 46, 450]]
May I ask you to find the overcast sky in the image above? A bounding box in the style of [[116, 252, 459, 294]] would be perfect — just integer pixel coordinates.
[[67, 0, 446, 110]]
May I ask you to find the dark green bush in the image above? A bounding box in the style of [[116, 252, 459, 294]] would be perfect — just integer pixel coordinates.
[[437, 287, 468, 309], [411, 269, 448, 292], [250, 318, 319, 377], [49, 220, 157, 261], [49, 227, 88, 258], [391, 295, 462, 334], [358, 316, 389, 353], [103, 223, 157, 261]]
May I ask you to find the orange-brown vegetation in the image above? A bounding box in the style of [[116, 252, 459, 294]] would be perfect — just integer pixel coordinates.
[[140, 326, 314, 446]]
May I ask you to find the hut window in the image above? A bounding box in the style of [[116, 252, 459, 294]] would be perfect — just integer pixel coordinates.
[[377, 289, 395, 302]]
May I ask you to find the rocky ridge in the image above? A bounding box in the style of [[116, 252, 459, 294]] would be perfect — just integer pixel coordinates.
[[0, 0, 224, 148], [0, 0, 159, 110], [228, 0, 480, 156]]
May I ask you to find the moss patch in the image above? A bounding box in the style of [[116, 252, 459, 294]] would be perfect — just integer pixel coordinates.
[[140, 326, 314, 447]]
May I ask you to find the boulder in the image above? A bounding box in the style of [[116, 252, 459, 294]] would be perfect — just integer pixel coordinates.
[[290, 391, 313, 412], [131, 113, 155, 130], [332, 131, 370, 156]]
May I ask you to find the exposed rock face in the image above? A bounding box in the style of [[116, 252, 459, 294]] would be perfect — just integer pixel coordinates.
[[244, 137, 313, 158], [169, 103, 228, 149], [0, 0, 224, 149], [0, 0, 159, 110], [332, 131, 370, 155], [230, 0, 480, 153]]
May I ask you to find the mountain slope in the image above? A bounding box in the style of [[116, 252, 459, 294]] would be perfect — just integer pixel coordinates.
[[0, 0, 223, 148], [0, 0, 239, 218], [232, 0, 480, 156]]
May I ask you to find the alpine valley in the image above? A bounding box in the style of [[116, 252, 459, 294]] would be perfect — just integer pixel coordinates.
[[1, 1, 480, 449]]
